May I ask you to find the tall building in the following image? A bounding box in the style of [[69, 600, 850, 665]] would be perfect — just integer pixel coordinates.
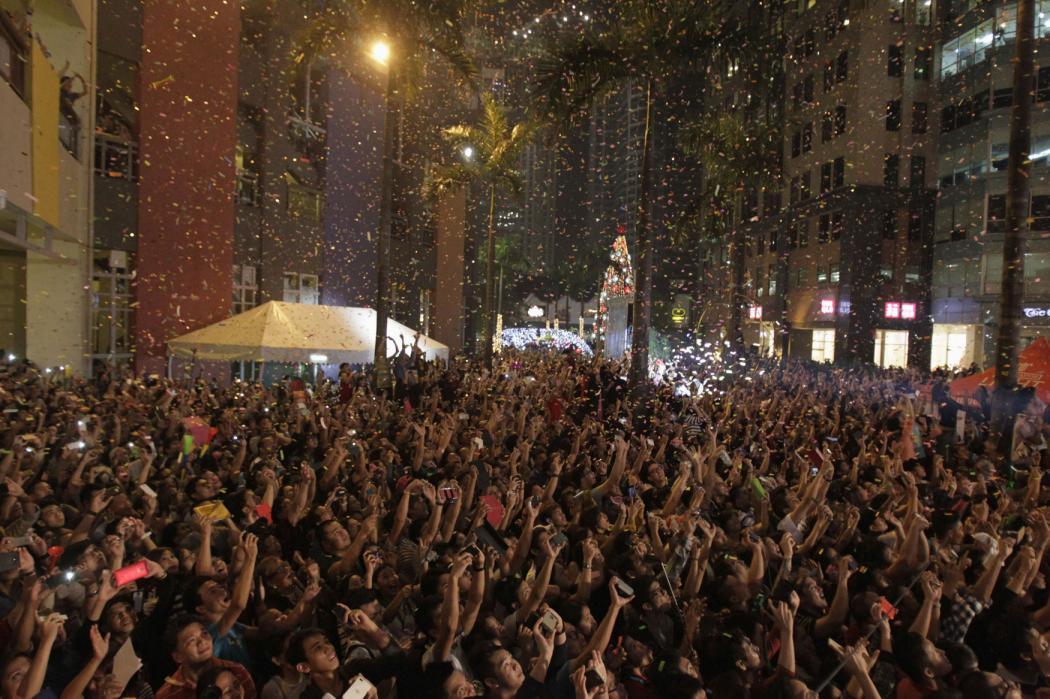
[[0, 1, 95, 372], [87, 0, 466, 374], [741, 0, 938, 367], [930, 0, 1050, 370]]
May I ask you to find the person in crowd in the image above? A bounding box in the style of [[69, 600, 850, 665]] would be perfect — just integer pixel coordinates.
[[4, 351, 1050, 699]]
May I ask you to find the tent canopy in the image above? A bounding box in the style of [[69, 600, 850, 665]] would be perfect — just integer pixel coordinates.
[[950, 337, 1050, 405], [167, 301, 448, 364]]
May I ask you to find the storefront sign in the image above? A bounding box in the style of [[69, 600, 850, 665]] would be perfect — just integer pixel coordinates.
[[748, 306, 763, 320], [1024, 306, 1050, 318], [820, 299, 835, 315], [885, 301, 917, 320]]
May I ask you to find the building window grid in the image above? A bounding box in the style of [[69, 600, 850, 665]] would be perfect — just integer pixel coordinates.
[[233, 265, 258, 315], [91, 259, 134, 362]]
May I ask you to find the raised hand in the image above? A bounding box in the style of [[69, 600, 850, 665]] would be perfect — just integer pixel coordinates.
[[89, 624, 111, 660]]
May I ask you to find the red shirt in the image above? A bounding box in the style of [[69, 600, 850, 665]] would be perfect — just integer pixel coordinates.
[[156, 659, 256, 699]]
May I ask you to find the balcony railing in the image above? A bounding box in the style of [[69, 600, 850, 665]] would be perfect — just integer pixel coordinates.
[[94, 132, 138, 180]]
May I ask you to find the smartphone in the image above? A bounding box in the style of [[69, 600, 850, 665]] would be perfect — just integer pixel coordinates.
[[0, 551, 19, 573], [342, 674, 376, 699], [551, 533, 568, 548], [139, 484, 158, 498], [107, 485, 123, 497], [878, 596, 898, 620], [540, 609, 559, 634], [614, 578, 634, 598], [464, 545, 481, 558], [5, 535, 31, 548], [114, 560, 149, 587]]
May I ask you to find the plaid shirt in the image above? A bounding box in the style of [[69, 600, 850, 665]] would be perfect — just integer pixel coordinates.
[[941, 590, 985, 644]]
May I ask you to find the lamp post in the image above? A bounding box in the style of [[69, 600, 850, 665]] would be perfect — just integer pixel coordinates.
[[371, 39, 396, 391]]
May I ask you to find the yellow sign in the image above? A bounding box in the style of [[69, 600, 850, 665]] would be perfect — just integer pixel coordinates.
[[671, 307, 688, 325]]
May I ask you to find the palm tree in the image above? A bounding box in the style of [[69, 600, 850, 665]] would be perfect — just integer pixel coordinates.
[[296, 0, 476, 386], [533, 0, 740, 395], [426, 93, 533, 366]]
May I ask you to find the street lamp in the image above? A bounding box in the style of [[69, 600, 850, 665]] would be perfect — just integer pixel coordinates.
[[371, 37, 397, 391], [370, 40, 391, 66], [461, 145, 475, 161]]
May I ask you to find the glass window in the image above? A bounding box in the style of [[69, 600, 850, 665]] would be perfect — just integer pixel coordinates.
[[916, 0, 932, 25], [818, 214, 831, 243], [1039, 66, 1050, 102], [817, 264, 828, 282], [836, 50, 848, 82], [833, 156, 845, 187], [1032, 194, 1050, 230], [830, 262, 840, 283], [812, 329, 836, 363], [1026, 251, 1050, 294], [910, 155, 926, 187], [804, 74, 814, 103], [888, 44, 903, 76], [988, 193, 1007, 232], [993, 87, 1013, 110], [912, 102, 928, 133], [834, 105, 847, 135], [832, 212, 844, 240], [915, 45, 931, 80], [822, 112, 833, 142], [883, 210, 898, 240], [824, 61, 834, 91], [886, 100, 901, 131], [802, 122, 813, 153], [821, 162, 832, 193], [884, 154, 900, 188]]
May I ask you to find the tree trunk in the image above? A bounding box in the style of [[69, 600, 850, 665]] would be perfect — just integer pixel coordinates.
[[728, 219, 746, 350], [481, 185, 497, 367], [629, 80, 655, 396], [372, 64, 398, 388], [993, 0, 1034, 446]]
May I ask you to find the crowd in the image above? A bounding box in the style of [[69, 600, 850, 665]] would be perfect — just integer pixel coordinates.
[[2, 349, 1050, 699]]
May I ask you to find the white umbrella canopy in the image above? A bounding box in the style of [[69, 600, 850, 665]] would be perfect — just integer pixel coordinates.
[[167, 301, 448, 364]]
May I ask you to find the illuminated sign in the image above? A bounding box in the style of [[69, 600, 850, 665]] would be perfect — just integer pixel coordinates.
[[885, 301, 917, 320], [748, 306, 763, 320], [820, 299, 835, 315], [1024, 306, 1050, 318]]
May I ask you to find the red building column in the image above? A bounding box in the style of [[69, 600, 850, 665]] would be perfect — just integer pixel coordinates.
[[135, 0, 239, 376]]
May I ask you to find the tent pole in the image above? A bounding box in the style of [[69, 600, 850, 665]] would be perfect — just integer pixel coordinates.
[[166, 353, 173, 381]]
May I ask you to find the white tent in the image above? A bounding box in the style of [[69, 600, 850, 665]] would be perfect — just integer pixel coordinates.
[[167, 301, 449, 364]]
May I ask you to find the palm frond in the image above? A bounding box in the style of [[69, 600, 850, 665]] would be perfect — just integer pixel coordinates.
[[531, 32, 632, 125], [422, 161, 473, 201]]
